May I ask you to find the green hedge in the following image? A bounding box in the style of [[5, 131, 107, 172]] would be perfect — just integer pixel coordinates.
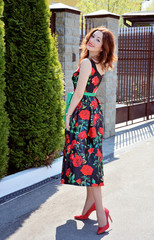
[[4, 0, 65, 172], [0, 0, 9, 178]]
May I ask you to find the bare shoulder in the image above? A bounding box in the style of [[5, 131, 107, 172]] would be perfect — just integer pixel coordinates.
[[80, 58, 92, 74], [80, 58, 91, 67]]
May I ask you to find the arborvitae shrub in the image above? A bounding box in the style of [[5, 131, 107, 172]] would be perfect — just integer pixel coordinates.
[[4, 0, 65, 172], [0, 0, 9, 178]]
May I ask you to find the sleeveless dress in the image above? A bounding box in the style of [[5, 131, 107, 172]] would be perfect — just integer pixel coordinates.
[[61, 59, 104, 187]]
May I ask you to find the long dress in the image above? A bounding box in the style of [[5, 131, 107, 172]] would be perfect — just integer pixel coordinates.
[[61, 58, 104, 187]]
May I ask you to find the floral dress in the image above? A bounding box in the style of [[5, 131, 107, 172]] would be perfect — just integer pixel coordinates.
[[61, 59, 104, 187]]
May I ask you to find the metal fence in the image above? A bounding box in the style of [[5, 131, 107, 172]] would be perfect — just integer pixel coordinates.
[[116, 26, 154, 124]]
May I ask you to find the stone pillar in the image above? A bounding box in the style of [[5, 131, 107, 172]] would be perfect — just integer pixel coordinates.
[[49, 3, 81, 98], [85, 10, 120, 138]]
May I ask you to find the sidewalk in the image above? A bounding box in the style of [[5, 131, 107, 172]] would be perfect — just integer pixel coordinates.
[[0, 119, 153, 202], [0, 120, 154, 240]]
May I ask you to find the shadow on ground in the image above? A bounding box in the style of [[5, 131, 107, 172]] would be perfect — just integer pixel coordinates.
[[103, 120, 154, 162], [115, 120, 154, 150], [0, 179, 60, 240], [56, 219, 111, 240]]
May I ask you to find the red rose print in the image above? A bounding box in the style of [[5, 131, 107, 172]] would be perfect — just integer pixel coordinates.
[[74, 115, 77, 121], [88, 127, 97, 138], [91, 67, 95, 75], [80, 164, 93, 175], [72, 153, 83, 167], [61, 179, 65, 184], [91, 100, 97, 109], [66, 168, 71, 177], [78, 131, 87, 140], [92, 183, 98, 187], [88, 148, 94, 154], [79, 110, 90, 120], [72, 140, 77, 148], [92, 76, 99, 86], [99, 127, 104, 135], [65, 134, 70, 144], [75, 122, 79, 127], [84, 89, 87, 92], [99, 182, 104, 186], [63, 147, 66, 155], [76, 179, 81, 184], [67, 144, 72, 153], [74, 72, 77, 77], [70, 153, 75, 161], [96, 149, 103, 161], [93, 87, 98, 93], [93, 113, 100, 125]]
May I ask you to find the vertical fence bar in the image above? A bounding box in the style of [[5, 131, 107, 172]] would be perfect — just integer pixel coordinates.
[[138, 27, 141, 101], [140, 27, 143, 102], [147, 27, 152, 120], [131, 27, 133, 105], [121, 28, 124, 103], [136, 27, 139, 102], [128, 28, 131, 104], [117, 28, 120, 103], [126, 28, 128, 104], [134, 28, 137, 105], [151, 27, 154, 102], [140, 27, 144, 103], [89, 19, 91, 31], [143, 27, 147, 120], [85, 16, 87, 36], [123, 28, 126, 103], [143, 27, 146, 102], [150, 27, 154, 101]]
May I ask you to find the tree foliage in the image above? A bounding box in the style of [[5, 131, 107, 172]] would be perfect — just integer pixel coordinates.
[[4, 0, 65, 172], [75, 0, 142, 27], [0, 0, 9, 178], [76, 0, 142, 15]]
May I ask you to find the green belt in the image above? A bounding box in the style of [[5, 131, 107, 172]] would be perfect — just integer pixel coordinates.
[[64, 91, 95, 122]]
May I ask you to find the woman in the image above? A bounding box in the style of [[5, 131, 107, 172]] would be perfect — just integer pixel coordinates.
[[61, 26, 117, 235]]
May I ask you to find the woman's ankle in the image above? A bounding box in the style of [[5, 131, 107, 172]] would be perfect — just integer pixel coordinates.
[[82, 200, 95, 215], [97, 209, 107, 227]]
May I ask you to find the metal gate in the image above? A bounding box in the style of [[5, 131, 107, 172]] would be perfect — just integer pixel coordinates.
[[116, 26, 154, 125]]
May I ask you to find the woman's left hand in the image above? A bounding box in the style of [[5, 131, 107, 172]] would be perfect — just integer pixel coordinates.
[[65, 115, 71, 131]]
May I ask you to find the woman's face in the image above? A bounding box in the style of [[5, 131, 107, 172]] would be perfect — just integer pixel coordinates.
[[86, 30, 103, 54]]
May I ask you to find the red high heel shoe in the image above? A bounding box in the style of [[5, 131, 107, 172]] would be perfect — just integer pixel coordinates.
[[97, 208, 113, 235], [74, 203, 96, 220]]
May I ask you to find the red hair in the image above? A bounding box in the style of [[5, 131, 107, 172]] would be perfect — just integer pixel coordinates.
[[79, 26, 117, 71]]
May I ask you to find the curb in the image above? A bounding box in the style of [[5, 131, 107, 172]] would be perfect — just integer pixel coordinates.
[[0, 174, 61, 205], [0, 156, 63, 203]]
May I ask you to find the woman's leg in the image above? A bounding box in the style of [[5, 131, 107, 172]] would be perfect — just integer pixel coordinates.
[[91, 186, 107, 227], [81, 186, 95, 215]]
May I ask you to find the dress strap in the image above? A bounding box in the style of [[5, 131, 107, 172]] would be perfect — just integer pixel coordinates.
[[89, 58, 104, 78], [88, 58, 96, 69]]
